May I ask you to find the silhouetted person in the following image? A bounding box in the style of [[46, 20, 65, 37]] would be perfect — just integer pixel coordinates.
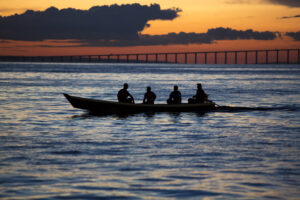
[[117, 83, 135, 104], [167, 85, 181, 104], [143, 86, 156, 104], [188, 83, 209, 104]]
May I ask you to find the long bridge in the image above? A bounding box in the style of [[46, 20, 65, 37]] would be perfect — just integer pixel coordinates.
[[0, 48, 299, 64]]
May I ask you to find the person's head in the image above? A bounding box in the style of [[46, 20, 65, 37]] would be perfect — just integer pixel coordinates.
[[123, 83, 128, 89], [147, 86, 151, 92], [174, 85, 178, 91], [197, 83, 202, 89]]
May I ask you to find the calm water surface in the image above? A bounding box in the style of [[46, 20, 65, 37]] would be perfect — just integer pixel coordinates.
[[0, 62, 299, 199]]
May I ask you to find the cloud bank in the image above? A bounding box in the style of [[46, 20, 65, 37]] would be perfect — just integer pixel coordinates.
[[280, 14, 300, 19], [0, 5, 281, 47], [286, 31, 300, 41], [0, 4, 181, 41], [226, 0, 300, 7], [50, 27, 279, 47], [266, 0, 300, 7]]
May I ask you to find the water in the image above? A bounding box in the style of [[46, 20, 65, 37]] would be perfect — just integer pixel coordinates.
[[0, 62, 299, 199]]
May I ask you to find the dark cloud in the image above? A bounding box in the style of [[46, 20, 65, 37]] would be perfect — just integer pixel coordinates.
[[266, 0, 300, 7], [0, 4, 180, 41], [286, 31, 300, 41], [205, 27, 278, 40], [280, 14, 300, 19], [226, 0, 300, 7], [36, 27, 279, 47], [0, 4, 280, 48]]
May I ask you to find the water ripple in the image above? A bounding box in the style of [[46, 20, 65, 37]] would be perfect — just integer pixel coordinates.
[[0, 63, 299, 199]]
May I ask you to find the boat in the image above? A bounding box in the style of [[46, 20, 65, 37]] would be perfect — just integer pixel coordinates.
[[63, 93, 216, 114]]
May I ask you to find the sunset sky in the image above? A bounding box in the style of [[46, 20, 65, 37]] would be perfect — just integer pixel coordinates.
[[0, 0, 299, 56]]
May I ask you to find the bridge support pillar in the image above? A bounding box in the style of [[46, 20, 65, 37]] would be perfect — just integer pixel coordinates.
[[298, 49, 300, 64], [255, 51, 258, 64], [214, 52, 217, 64], [235, 51, 237, 64]]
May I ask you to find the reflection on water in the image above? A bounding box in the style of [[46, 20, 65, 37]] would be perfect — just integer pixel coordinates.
[[0, 63, 299, 199]]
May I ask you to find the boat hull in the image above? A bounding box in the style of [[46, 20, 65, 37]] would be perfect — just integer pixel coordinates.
[[63, 93, 216, 114]]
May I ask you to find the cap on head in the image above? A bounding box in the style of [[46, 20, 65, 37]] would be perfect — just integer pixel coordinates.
[[174, 85, 178, 90], [197, 83, 202, 88], [147, 86, 151, 91], [123, 83, 128, 89]]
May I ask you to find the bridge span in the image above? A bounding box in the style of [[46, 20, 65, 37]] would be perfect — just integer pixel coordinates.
[[1, 49, 299, 64]]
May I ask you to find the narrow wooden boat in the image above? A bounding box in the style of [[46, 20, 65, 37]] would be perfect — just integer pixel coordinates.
[[63, 93, 216, 114]]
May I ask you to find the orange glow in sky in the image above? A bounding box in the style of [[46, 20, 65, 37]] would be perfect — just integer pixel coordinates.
[[0, 0, 299, 56]]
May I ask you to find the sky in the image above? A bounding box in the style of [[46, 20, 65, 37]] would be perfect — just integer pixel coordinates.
[[0, 0, 299, 56]]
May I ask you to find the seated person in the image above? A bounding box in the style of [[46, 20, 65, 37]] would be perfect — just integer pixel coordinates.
[[167, 85, 182, 104], [188, 83, 209, 104], [117, 83, 135, 103], [143, 86, 156, 104]]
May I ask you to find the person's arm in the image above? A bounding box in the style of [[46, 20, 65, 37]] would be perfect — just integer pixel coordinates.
[[179, 92, 182, 103], [204, 92, 208, 100], [193, 90, 198, 98], [117, 90, 121, 102], [143, 94, 146, 103], [129, 92, 135, 103], [201, 89, 208, 100], [129, 93, 134, 100], [169, 92, 173, 100]]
